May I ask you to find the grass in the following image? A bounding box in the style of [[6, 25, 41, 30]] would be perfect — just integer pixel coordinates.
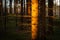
[[0, 16, 60, 40], [0, 16, 31, 40]]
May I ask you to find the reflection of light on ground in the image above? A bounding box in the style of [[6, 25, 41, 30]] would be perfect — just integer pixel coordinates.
[[32, 0, 38, 40]]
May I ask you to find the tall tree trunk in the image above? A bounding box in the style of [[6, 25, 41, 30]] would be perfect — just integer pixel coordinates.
[[31, 0, 38, 40], [0, 0, 2, 33], [47, 0, 53, 40], [2, 0, 7, 36], [27, 0, 31, 15], [10, 0, 12, 14], [0, 0, 2, 16], [21, 0, 23, 15], [14, 0, 18, 29], [38, 0, 46, 40], [48, 0, 53, 35]]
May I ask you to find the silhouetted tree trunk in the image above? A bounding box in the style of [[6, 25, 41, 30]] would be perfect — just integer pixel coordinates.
[[20, 0, 23, 15], [46, 0, 54, 40], [48, 0, 53, 35], [14, 0, 18, 30], [2, 0, 7, 36], [0, 0, 3, 38], [0, 0, 2, 16], [59, 6, 60, 18], [0, 0, 2, 34], [10, 0, 12, 14], [27, 0, 31, 15], [38, 0, 46, 40]]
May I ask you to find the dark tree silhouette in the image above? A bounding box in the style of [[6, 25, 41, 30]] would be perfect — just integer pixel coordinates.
[[10, 0, 12, 14], [48, 0, 53, 35], [46, 0, 54, 40], [38, 0, 46, 40]]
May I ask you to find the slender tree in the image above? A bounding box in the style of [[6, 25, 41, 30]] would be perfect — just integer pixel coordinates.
[[0, 0, 2, 33], [31, 0, 38, 40], [38, 0, 46, 40], [0, 0, 2, 16], [27, 0, 31, 15], [46, 0, 54, 40], [48, 0, 53, 35], [14, 0, 18, 31], [10, 0, 12, 14]]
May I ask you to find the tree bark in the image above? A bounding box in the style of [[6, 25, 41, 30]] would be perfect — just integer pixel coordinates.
[[10, 0, 12, 14], [31, 0, 38, 40], [0, 0, 2, 16], [48, 0, 53, 35], [38, 0, 46, 40], [47, 0, 54, 40]]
